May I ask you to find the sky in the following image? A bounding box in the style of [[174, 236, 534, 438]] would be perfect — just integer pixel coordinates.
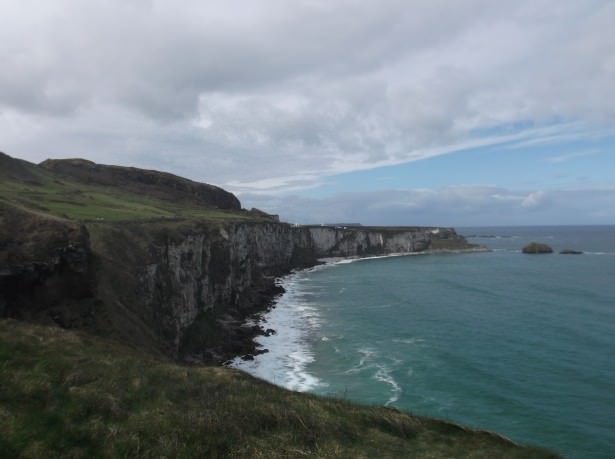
[[1, 0, 614, 226]]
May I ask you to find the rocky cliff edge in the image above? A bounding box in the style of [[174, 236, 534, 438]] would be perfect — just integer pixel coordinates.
[[0, 152, 480, 363]]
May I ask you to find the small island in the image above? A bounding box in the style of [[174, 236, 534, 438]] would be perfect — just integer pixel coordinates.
[[522, 242, 554, 254]]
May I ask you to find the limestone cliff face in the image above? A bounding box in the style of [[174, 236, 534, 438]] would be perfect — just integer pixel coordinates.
[[1, 209, 474, 362], [306, 226, 457, 256], [131, 222, 316, 360], [125, 223, 471, 360]]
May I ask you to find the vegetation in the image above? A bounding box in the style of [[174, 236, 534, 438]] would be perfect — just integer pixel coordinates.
[[0, 153, 271, 223], [522, 242, 554, 254], [0, 320, 559, 458]]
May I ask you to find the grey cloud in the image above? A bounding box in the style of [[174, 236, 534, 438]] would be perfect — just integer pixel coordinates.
[[1, 1, 614, 192]]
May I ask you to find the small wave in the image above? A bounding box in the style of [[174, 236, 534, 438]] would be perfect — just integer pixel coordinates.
[[358, 348, 376, 365], [392, 337, 425, 345], [374, 365, 402, 406], [283, 349, 324, 392], [304, 262, 337, 273], [230, 269, 325, 393], [344, 347, 377, 374], [370, 302, 393, 309], [336, 258, 357, 264]]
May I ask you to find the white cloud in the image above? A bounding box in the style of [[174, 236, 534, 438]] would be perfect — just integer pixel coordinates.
[[0, 1, 614, 193], [521, 191, 546, 208], [547, 149, 602, 164], [242, 186, 615, 227]]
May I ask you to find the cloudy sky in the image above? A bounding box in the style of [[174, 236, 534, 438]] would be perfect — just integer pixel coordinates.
[[2, 0, 614, 226]]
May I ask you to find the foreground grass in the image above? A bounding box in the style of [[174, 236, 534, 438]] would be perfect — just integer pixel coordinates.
[[0, 320, 559, 458]]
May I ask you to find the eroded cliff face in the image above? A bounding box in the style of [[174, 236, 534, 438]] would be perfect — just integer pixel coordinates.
[[119, 223, 471, 361], [1, 208, 475, 362], [306, 226, 457, 256], [130, 222, 317, 361]]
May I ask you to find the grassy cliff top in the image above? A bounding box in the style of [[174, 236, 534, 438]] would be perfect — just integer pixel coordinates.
[[0, 319, 559, 458], [0, 152, 272, 223]]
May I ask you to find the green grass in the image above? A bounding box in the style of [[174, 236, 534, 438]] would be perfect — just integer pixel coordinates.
[[0, 172, 259, 223], [0, 320, 560, 458]]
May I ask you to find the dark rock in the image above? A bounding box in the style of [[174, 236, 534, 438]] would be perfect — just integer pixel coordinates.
[[560, 249, 583, 255], [522, 242, 553, 254]]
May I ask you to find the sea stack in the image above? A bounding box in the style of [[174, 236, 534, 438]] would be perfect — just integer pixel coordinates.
[[522, 242, 553, 254]]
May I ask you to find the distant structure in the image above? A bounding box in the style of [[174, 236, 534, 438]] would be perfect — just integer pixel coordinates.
[[323, 223, 363, 227]]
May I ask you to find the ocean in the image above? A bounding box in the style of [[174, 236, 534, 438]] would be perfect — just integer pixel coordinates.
[[231, 226, 615, 458]]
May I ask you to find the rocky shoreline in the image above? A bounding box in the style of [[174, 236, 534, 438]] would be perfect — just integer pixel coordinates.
[[228, 245, 490, 364]]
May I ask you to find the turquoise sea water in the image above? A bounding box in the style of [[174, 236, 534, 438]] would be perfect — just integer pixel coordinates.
[[232, 226, 615, 458]]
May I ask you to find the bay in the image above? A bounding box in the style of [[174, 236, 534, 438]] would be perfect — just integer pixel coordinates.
[[232, 226, 615, 459]]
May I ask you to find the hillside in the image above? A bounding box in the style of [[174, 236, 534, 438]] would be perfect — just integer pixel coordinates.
[[0, 152, 256, 222], [0, 319, 559, 458]]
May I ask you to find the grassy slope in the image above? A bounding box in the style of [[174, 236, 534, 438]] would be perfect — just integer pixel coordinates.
[[0, 156, 258, 223], [0, 320, 559, 459]]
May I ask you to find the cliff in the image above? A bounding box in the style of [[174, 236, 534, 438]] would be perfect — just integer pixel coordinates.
[[0, 153, 559, 457], [0, 152, 478, 362]]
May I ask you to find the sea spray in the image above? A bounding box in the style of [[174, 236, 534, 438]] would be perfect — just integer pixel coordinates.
[[229, 268, 329, 392]]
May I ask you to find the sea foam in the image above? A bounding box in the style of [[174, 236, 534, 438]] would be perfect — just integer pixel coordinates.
[[229, 271, 326, 392]]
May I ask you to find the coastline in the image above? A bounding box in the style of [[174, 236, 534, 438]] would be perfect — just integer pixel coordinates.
[[227, 269, 325, 391], [317, 245, 490, 265], [228, 246, 489, 388]]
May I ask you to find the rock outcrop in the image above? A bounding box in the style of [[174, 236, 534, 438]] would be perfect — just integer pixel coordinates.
[[522, 242, 553, 254]]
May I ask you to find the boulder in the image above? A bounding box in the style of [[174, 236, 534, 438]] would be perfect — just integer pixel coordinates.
[[522, 242, 553, 254]]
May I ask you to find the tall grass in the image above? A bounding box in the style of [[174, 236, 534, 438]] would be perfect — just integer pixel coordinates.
[[0, 320, 560, 458]]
